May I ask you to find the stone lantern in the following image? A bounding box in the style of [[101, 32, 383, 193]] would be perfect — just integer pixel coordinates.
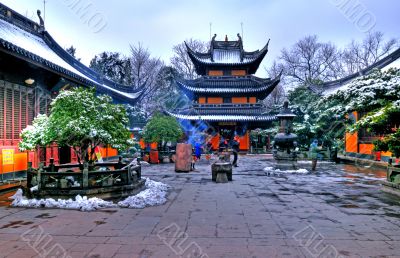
[[273, 100, 298, 165]]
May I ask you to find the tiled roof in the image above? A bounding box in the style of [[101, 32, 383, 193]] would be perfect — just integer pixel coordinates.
[[186, 39, 270, 75], [176, 74, 280, 98], [167, 103, 277, 122], [0, 3, 143, 103]]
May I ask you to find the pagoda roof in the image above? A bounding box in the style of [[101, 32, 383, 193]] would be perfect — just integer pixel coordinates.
[[176, 74, 281, 98], [166, 103, 276, 122], [0, 3, 143, 104], [186, 35, 270, 75], [308, 47, 400, 96]]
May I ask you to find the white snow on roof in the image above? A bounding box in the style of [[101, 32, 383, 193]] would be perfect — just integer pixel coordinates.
[[167, 111, 275, 121], [322, 84, 352, 96], [0, 19, 90, 80], [213, 49, 241, 63], [195, 50, 256, 64], [100, 83, 142, 99], [179, 83, 271, 93], [0, 19, 141, 100], [383, 57, 400, 71]]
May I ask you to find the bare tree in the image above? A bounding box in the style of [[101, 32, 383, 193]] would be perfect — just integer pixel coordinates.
[[170, 39, 208, 79], [129, 42, 164, 112], [264, 61, 287, 111], [279, 35, 342, 85], [341, 31, 398, 75]]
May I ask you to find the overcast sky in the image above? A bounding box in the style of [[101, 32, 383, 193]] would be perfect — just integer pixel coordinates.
[[2, 0, 399, 77]]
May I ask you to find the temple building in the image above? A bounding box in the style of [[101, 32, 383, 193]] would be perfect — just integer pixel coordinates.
[[167, 34, 281, 151], [0, 3, 143, 178]]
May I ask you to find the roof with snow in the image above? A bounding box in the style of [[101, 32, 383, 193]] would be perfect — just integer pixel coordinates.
[[176, 74, 281, 99], [186, 35, 270, 75], [309, 47, 400, 96], [166, 103, 277, 122], [0, 3, 143, 104]]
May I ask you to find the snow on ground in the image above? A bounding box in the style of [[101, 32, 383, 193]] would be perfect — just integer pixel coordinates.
[[9, 178, 170, 212], [118, 178, 169, 208], [297, 160, 335, 164], [263, 166, 309, 174]]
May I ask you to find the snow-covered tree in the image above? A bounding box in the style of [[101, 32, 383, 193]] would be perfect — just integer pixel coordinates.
[[19, 114, 50, 152], [19, 88, 132, 164]]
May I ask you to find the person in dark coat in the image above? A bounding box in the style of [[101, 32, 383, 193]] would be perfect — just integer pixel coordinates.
[[232, 135, 240, 167]]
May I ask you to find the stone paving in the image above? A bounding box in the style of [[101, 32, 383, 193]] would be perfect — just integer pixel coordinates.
[[0, 155, 400, 257]]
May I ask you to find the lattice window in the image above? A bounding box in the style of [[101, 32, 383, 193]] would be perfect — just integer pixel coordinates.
[[13, 86, 21, 139], [0, 81, 52, 141], [21, 90, 27, 132], [27, 89, 35, 125], [5, 86, 13, 139]]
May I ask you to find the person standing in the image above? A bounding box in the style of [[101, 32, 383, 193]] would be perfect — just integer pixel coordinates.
[[310, 139, 319, 171], [232, 135, 240, 167], [194, 140, 202, 160]]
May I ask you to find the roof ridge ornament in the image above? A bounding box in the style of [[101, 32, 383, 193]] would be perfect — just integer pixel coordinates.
[[210, 34, 216, 62], [237, 33, 244, 62], [37, 10, 45, 32]]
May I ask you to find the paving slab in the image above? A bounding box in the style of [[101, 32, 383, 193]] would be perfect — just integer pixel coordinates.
[[0, 155, 400, 257]]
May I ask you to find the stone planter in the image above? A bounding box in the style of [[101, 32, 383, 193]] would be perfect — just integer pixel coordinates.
[[212, 162, 232, 182]]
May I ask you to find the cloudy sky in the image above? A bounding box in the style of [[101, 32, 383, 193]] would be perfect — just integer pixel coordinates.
[[2, 0, 399, 77]]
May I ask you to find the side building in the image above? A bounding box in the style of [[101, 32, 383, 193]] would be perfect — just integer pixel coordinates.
[[309, 47, 400, 162], [167, 34, 280, 151], [0, 3, 143, 178]]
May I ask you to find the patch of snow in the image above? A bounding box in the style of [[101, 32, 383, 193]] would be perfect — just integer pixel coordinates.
[[10, 189, 116, 211], [264, 167, 309, 174], [140, 161, 150, 166], [10, 178, 170, 212], [118, 178, 170, 209]]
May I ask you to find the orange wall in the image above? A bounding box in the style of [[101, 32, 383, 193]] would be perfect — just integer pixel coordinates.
[[208, 70, 223, 76], [208, 132, 249, 151], [199, 97, 206, 104], [232, 97, 247, 104], [0, 146, 28, 173], [98, 146, 118, 158], [210, 134, 220, 150], [359, 143, 374, 155], [382, 151, 393, 157], [239, 131, 250, 150], [345, 132, 358, 153], [231, 70, 246, 76], [208, 97, 223, 104], [249, 97, 257, 103]]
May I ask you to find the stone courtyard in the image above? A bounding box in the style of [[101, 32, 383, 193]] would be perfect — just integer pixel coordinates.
[[0, 155, 400, 258]]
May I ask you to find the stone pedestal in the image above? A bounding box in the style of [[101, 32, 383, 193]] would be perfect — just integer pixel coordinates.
[[212, 162, 232, 182], [175, 143, 192, 172], [216, 171, 228, 183]]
